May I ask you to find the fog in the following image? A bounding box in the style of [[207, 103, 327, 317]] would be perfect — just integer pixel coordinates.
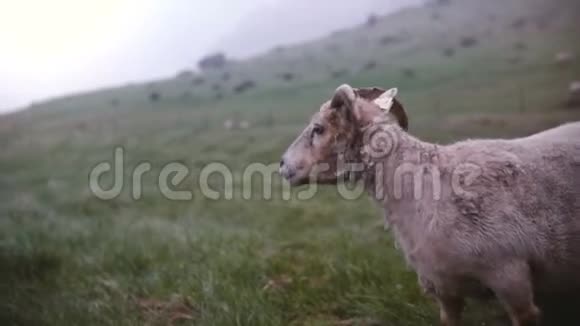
[[0, 0, 421, 113]]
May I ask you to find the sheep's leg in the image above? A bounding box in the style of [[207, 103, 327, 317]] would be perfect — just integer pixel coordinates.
[[484, 262, 541, 326], [437, 295, 464, 326]]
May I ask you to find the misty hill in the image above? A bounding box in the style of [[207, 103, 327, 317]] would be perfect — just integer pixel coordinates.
[[16, 0, 580, 115], [215, 0, 425, 58]]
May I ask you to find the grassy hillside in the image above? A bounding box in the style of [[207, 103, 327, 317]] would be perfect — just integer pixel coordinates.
[[1, 0, 580, 325]]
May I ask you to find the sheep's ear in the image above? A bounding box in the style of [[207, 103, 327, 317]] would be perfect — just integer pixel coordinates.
[[330, 84, 357, 120], [331, 84, 356, 108]]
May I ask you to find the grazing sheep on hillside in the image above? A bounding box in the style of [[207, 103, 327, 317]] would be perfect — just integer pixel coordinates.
[[280, 84, 580, 326], [570, 81, 580, 94], [567, 81, 580, 108], [223, 119, 250, 130], [223, 119, 234, 130], [555, 51, 574, 65]]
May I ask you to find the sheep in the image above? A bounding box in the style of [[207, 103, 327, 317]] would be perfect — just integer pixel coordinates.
[[571, 81, 580, 93], [567, 81, 580, 108], [279, 84, 580, 326], [223, 119, 250, 130], [223, 119, 234, 130], [555, 51, 574, 65]]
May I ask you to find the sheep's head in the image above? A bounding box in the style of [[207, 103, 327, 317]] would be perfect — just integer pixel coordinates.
[[280, 84, 408, 186]]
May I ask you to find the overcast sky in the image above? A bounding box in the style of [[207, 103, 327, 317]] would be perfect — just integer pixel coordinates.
[[0, 0, 275, 112]]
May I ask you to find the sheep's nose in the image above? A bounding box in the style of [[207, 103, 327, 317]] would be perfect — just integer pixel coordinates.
[[279, 158, 296, 180]]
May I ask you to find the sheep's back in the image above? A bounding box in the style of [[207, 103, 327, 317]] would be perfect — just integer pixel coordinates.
[[440, 123, 580, 290]]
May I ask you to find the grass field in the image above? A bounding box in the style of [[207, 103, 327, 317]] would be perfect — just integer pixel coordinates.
[[1, 0, 580, 325]]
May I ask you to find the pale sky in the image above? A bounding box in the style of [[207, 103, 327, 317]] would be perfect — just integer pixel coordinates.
[[0, 0, 273, 112]]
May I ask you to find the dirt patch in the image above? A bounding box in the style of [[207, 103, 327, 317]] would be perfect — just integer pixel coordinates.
[[136, 294, 198, 326]]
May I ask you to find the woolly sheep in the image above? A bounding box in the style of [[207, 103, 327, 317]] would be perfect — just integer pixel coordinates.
[[567, 81, 580, 107], [223, 119, 234, 130], [280, 84, 580, 326], [555, 51, 574, 65], [570, 81, 580, 94]]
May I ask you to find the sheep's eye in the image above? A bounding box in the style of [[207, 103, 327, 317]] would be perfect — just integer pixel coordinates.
[[312, 124, 324, 136]]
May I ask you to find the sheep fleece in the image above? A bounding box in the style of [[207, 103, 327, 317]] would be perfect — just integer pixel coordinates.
[[384, 122, 580, 296]]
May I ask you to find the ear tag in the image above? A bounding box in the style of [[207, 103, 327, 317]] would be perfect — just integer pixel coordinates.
[[374, 96, 394, 112], [373, 87, 398, 112]]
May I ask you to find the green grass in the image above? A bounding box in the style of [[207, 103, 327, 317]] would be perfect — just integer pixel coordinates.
[[1, 0, 580, 324]]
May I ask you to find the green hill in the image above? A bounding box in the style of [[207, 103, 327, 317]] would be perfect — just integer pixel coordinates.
[[1, 0, 580, 325]]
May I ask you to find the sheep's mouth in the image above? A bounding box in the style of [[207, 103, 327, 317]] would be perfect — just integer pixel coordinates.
[[283, 169, 326, 187], [282, 172, 310, 187], [288, 176, 310, 187], [280, 163, 341, 186], [279, 166, 303, 186]]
